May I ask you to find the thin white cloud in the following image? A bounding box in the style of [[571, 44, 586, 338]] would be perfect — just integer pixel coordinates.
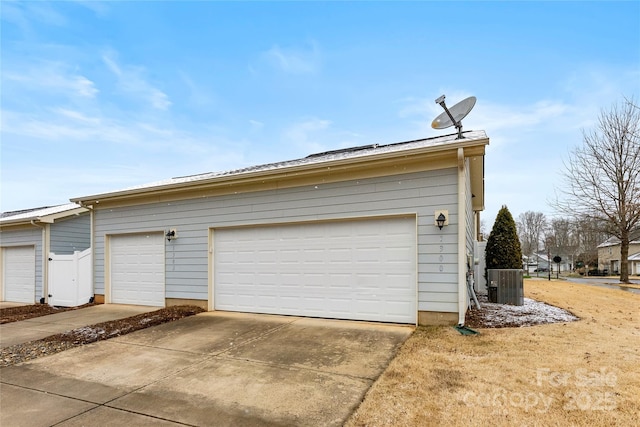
[[25, 2, 68, 27], [73, 75, 99, 98], [2, 61, 98, 99], [72, 0, 110, 17], [263, 41, 321, 74], [1, 106, 226, 158], [102, 50, 172, 110], [0, 1, 67, 34], [284, 117, 331, 154], [52, 108, 101, 124], [101, 54, 122, 76], [179, 71, 214, 108], [398, 94, 583, 147]]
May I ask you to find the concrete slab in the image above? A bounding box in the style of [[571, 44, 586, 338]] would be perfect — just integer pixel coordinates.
[[0, 383, 96, 427], [0, 363, 130, 404], [0, 304, 158, 348], [5, 340, 207, 394], [115, 311, 294, 354], [225, 316, 413, 380], [56, 406, 185, 426], [109, 357, 370, 427]]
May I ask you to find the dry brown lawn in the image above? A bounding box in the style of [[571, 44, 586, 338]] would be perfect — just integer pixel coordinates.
[[346, 280, 640, 427]]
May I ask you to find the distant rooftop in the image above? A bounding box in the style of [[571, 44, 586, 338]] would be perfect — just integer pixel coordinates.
[[0, 203, 85, 224], [0, 206, 52, 219]]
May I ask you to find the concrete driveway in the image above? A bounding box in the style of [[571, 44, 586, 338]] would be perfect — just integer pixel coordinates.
[[0, 311, 413, 427]]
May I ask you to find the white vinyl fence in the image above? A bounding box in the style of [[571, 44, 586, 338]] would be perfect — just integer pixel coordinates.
[[48, 248, 92, 307]]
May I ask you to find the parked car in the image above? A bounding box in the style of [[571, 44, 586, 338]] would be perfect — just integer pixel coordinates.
[[534, 267, 549, 272]]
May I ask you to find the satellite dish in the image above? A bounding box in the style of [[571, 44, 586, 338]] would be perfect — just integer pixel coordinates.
[[431, 95, 476, 139]]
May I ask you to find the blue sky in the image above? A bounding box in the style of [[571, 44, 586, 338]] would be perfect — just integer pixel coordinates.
[[1, 1, 638, 228]]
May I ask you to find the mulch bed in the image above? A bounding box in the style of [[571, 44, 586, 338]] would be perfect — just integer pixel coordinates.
[[0, 305, 205, 367]]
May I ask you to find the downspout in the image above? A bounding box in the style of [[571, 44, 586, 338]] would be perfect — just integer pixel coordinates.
[[457, 148, 467, 326], [30, 219, 49, 304], [88, 205, 95, 302]]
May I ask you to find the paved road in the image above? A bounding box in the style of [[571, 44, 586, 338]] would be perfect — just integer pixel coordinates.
[[563, 277, 640, 294]]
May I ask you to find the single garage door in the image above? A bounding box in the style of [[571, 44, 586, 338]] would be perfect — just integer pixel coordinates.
[[110, 233, 165, 306], [214, 217, 416, 323], [2, 246, 36, 303]]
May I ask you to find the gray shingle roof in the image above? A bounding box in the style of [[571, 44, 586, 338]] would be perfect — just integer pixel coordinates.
[[79, 130, 487, 200]]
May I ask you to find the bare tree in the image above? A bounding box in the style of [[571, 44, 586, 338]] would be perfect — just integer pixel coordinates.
[[573, 217, 609, 270], [547, 217, 579, 269], [554, 97, 640, 283], [516, 211, 547, 271]]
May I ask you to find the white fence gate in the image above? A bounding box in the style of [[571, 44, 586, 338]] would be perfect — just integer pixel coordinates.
[[474, 241, 487, 294], [48, 248, 92, 307]]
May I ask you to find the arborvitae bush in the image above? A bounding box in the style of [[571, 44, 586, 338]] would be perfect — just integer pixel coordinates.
[[485, 205, 523, 277]]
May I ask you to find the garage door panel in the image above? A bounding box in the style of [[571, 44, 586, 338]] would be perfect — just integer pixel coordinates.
[[110, 233, 164, 307], [3, 246, 36, 303], [214, 217, 416, 323]]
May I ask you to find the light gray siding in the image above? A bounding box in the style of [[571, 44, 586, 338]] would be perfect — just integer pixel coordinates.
[[0, 227, 43, 300], [50, 213, 91, 254], [93, 169, 460, 312]]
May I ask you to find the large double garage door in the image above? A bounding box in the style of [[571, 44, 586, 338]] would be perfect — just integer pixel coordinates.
[[214, 217, 417, 323]]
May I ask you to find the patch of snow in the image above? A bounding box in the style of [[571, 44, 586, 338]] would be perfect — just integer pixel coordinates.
[[473, 297, 579, 328]]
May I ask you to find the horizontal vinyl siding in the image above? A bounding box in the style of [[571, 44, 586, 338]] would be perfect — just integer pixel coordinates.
[[50, 214, 91, 254], [0, 228, 43, 301], [93, 169, 459, 311]]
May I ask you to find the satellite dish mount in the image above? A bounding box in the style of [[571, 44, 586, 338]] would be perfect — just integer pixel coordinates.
[[431, 94, 476, 139]]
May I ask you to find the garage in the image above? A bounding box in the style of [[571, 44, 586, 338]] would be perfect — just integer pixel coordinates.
[[213, 216, 416, 323], [2, 246, 36, 303], [109, 233, 165, 306]]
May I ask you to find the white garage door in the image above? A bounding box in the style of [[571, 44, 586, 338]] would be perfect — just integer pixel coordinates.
[[110, 233, 165, 306], [2, 246, 36, 303], [214, 217, 416, 323]]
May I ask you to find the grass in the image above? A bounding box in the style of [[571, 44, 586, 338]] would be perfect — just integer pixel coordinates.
[[346, 279, 640, 427]]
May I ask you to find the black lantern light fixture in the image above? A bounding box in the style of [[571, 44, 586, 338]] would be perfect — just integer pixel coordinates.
[[436, 213, 447, 230], [166, 229, 176, 241]]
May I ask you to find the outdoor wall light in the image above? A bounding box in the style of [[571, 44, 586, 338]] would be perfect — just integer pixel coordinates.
[[435, 210, 449, 230], [166, 229, 177, 241]]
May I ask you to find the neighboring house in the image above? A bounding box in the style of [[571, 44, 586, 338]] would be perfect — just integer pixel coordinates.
[[629, 252, 640, 276], [529, 253, 572, 273], [597, 229, 640, 275], [0, 204, 90, 304], [72, 131, 489, 325]]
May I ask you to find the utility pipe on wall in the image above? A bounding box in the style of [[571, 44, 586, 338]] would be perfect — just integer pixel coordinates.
[[457, 148, 467, 326]]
